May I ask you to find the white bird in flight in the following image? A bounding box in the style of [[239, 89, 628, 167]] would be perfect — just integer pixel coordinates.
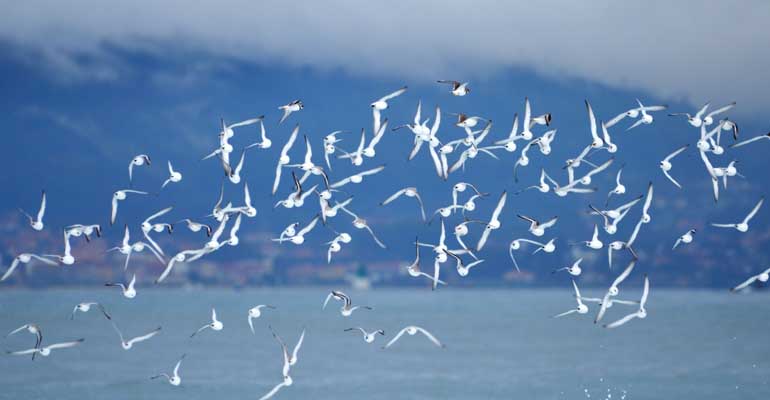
[[219, 116, 263, 141], [338, 128, 367, 167], [155, 248, 207, 284], [452, 182, 482, 211], [513, 140, 539, 182], [382, 325, 445, 349], [260, 326, 304, 400], [330, 165, 386, 189], [289, 135, 331, 187], [176, 219, 212, 237], [711, 197, 764, 233], [517, 169, 552, 194], [191, 308, 224, 337], [41, 231, 76, 266], [7, 338, 84, 358], [371, 86, 407, 134], [641, 182, 654, 224], [562, 144, 594, 177], [585, 100, 605, 149], [70, 302, 111, 320], [416, 219, 468, 288], [322, 290, 373, 317], [731, 267, 770, 292], [625, 99, 667, 131], [322, 130, 349, 171], [699, 149, 722, 203], [248, 305, 276, 333], [404, 237, 448, 285], [278, 100, 303, 124], [339, 206, 387, 249], [225, 213, 242, 246], [595, 260, 636, 324], [570, 224, 604, 250], [140, 206, 173, 255], [111, 322, 161, 350], [279, 222, 300, 241], [437, 80, 470, 96], [508, 238, 557, 271], [607, 218, 643, 269], [476, 191, 507, 251], [701, 101, 736, 127], [411, 106, 443, 175], [105, 273, 137, 299], [712, 160, 743, 190], [660, 145, 688, 188], [362, 120, 392, 159], [272, 124, 300, 195], [605, 167, 626, 205], [453, 219, 485, 257], [18, 190, 46, 231], [606, 100, 666, 129], [553, 280, 589, 318], [589, 200, 635, 235], [452, 113, 486, 129], [110, 189, 148, 226], [345, 327, 385, 343], [393, 100, 429, 139], [108, 225, 164, 271], [151, 354, 186, 386], [161, 161, 182, 189], [574, 156, 615, 187], [517, 214, 558, 237], [604, 274, 650, 329], [381, 187, 426, 222], [271, 216, 319, 245], [2, 253, 58, 282], [128, 154, 151, 184], [258, 379, 291, 400], [731, 132, 770, 149], [581, 296, 639, 310], [325, 231, 352, 263], [519, 97, 538, 140], [552, 258, 584, 277], [223, 148, 248, 184], [319, 194, 349, 222], [494, 113, 522, 152], [65, 223, 102, 242], [669, 102, 710, 128], [673, 229, 696, 250], [6, 323, 43, 359], [244, 116, 272, 150], [448, 251, 484, 277], [598, 122, 618, 153], [275, 171, 316, 209], [535, 128, 558, 154], [271, 326, 305, 368]]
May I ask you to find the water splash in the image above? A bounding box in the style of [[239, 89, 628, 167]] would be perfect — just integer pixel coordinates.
[[582, 379, 628, 400]]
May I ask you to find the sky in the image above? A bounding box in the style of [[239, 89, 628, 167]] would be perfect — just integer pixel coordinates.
[[1, 2, 769, 287]]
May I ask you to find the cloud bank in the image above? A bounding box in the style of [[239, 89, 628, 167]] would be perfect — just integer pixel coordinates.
[[3, 1, 770, 113]]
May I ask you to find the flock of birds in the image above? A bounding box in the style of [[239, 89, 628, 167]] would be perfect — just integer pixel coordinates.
[[4, 79, 770, 399]]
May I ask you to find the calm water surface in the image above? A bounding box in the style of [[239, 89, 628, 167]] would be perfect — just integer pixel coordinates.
[[1, 288, 768, 400]]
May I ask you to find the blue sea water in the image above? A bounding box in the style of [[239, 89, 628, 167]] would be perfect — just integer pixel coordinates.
[[0, 288, 768, 400]]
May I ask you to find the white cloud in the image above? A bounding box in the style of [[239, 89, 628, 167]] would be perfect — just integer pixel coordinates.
[[3, 1, 769, 113]]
